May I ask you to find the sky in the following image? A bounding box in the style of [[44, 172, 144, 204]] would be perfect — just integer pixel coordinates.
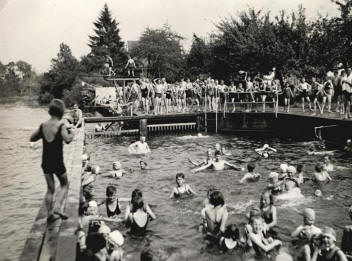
[[0, 0, 340, 73]]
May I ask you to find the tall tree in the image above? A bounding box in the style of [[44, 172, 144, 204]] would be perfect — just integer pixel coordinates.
[[40, 43, 79, 101], [131, 25, 185, 81], [333, 0, 352, 66], [86, 4, 127, 74], [186, 34, 211, 79]]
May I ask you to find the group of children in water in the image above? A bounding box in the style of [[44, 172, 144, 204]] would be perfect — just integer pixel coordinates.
[[76, 136, 351, 261]]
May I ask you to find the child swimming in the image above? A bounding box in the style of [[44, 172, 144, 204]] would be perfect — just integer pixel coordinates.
[[267, 172, 283, 195], [247, 215, 282, 256], [202, 190, 228, 244], [323, 156, 334, 172], [260, 191, 277, 234], [283, 166, 300, 192], [240, 162, 261, 183], [341, 206, 352, 258], [170, 173, 196, 199], [128, 136, 151, 155], [255, 144, 277, 158], [125, 189, 156, 236], [191, 151, 243, 172], [311, 227, 348, 261], [291, 208, 322, 241], [313, 163, 332, 183]]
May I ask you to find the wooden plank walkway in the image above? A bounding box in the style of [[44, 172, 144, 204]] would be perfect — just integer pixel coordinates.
[[20, 126, 84, 261]]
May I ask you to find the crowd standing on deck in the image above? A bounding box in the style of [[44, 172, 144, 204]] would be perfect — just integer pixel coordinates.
[[94, 67, 352, 119]]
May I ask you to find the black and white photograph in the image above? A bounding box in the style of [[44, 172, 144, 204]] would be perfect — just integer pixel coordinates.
[[0, 0, 351, 260]]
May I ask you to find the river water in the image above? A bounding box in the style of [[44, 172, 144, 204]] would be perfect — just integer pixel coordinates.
[[85, 129, 352, 261], [0, 104, 351, 261], [0, 103, 47, 261]]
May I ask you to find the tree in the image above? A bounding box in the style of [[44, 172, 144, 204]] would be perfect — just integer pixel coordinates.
[[131, 25, 185, 81], [186, 34, 211, 79], [40, 43, 79, 102], [332, 0, 352, 66], [86, 4, 127, 74]]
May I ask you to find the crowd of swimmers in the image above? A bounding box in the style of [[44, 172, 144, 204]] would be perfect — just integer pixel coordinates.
[[30, 99, 351, 261], [95, 67, 352, 119], [76, 135, 351, 261]]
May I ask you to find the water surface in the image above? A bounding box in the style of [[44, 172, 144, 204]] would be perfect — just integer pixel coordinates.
[[85, 131, 352, 261]]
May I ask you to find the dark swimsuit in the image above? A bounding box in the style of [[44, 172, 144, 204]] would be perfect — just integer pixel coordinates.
[[174, 186, 191, 199], [106, 199, 121, 217], [130, 211, 149, 236], [40, 123, 66, 175], [141, 87, 148, 98]]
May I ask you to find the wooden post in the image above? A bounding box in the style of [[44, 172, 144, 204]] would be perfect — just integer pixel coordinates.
[[139, 119, 148, 137]]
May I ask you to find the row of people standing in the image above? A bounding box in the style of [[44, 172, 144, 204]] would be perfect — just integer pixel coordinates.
[[98, 67, 352, 117]]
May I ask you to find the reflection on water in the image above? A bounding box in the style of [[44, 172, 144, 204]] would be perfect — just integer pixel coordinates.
[[0, 104, 47, 261], [86, 130, 352, 261]]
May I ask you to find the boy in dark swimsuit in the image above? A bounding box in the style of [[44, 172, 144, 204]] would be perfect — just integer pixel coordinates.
[[30, 99, 74, 222]]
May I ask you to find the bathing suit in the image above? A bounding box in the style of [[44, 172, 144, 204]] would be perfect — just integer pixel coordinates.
[[166, 89, 172, 99], [324, 81, 333, 95], [316, 247, 342, 261], [174, 185, 191, 199], [130, 212, 149, 236], [106, 199, 121, 217], [208, 87, 215, 97], [141, 87, 148, 98], [284, 87, 293, 98], [40, 123, 66, 175], [261, 207, 273, 225], [205, 211, 221, 243], [155, 93, 162, 98]]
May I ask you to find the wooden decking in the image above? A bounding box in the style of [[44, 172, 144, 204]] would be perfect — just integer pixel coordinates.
[[20, 126, 84, 261]]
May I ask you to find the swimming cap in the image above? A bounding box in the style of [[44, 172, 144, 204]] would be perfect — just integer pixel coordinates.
[[269, 172, 279, 178], [287, 166, 296, 174], [92, 165, 100, 175], [98, 224, 111, 235], [263, 144, 269, 149], [280, 163, 288, 172], [321, 226, 336, 241], [113, 161, 121, 169], [108, 230, 124, 246], [315, 189, 322, 197], [88, 200, 98, 208], [303, 208, 316, 220]]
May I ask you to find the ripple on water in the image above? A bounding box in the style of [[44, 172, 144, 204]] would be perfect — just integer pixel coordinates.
[[85, 130, 352, 261]]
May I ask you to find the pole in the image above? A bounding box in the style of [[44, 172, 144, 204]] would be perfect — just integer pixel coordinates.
[[215, 85, 218, 133], [275, 83, 279, 118], [204, 85, 207, 133]]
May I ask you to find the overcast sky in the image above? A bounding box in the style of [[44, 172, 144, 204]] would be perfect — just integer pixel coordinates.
[[0, 0, 339, 72]]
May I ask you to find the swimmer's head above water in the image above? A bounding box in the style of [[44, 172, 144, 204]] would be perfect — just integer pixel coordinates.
[[302, 208, 316, 225], [140, 160, 148, 170], [140, 136, 146, 143], [280, 163, 288, 173], [113, 161, 121, 170]]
